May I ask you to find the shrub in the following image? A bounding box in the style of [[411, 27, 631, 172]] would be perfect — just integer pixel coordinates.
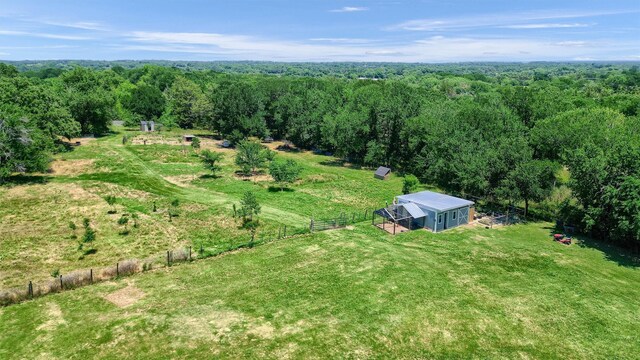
[[104, 195, 117, 214], [118, 259, 140, 276], [191, 136, 201, 149], [402, 174, 419, 194], [83, 227, 96, 243]]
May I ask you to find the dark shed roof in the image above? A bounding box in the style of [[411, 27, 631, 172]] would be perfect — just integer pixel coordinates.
[[375, 166, 391, 177]]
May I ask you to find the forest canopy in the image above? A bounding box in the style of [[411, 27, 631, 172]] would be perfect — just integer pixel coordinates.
[[1, 61, 639, 247]]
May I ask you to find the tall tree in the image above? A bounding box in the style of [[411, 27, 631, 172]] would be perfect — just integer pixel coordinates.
[[125, 84, 165, 121], [235, 140, 271, 176], [166, 76, 213, 128]]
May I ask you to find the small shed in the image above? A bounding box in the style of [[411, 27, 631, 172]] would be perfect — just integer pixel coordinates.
[[182, 135, 195, 142], [262, 136, 274, 143], [395, 191, 474, 232], [374, 166, 391, 180]]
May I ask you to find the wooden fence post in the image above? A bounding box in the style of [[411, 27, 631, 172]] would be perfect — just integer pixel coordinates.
[[393, 221, 396, 235], [59, 275, 63, 290], [90, 269, 93, 284], [372, 211, 375, 225], [167, 251, 171, 266], [310, 219, 314, 233], [188, 246, 192, 261], [28, 281, 33, 299], [116, 262, 119, 277], [284, 225, 287, 237]]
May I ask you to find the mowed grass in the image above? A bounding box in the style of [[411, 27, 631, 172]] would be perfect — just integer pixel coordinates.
[[0, 129, 405, 288], [0, 222, 638, 359]]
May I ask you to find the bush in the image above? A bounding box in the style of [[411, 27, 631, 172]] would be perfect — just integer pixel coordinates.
[[402, 174, 419, 194], [83, 227, 96, 243], [191, 136, 201, 149]]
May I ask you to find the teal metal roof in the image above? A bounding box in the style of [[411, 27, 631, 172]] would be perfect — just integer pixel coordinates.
[[397, 191, 474, 212]]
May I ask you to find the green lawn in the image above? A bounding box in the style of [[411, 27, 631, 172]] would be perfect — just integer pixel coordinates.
[[1, 128, 638, 359], [0, 223, 638, 359], [0, 129, 405, 288]]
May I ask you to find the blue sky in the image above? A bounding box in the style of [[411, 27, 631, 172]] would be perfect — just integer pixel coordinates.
[[0, 0, 639, 62]]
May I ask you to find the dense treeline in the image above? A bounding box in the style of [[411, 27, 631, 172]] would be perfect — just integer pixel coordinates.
[[1, 62, 639, 247]]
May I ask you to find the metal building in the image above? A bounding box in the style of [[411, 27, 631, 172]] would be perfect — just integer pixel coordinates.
[[395, 191, 474, 232]]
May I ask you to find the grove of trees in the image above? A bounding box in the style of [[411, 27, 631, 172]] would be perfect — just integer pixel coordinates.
[[1, 61, 639, 248]]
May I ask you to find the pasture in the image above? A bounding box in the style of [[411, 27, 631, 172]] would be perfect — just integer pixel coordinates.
[[0, 128, 638, 359]]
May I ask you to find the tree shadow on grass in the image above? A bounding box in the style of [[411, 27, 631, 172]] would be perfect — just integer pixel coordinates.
[[200, 174, 221, 180], [545, 225, 640, 268], [1, 174, 50, 187], [267, 186, 295, 193], [319, 159, 363, 170]]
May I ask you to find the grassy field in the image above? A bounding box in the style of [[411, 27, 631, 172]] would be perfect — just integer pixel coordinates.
[[0, 128, 406, 288], [1, 128, 639, 359], [1, 223, 638, 359]]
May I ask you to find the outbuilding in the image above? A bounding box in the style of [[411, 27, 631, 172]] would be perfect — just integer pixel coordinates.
[[394, 190, 474, 232], [182, 134, 195, 142], [374, 166, 391, 180]]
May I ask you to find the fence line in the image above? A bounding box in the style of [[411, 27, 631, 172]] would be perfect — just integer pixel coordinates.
[[0, 222, 312, 307], [310, 209, 374, 232], [1, 208, 379, 307]]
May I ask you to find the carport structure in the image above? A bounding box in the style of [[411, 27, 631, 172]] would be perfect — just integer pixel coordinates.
[[373, 202, 426, 235]]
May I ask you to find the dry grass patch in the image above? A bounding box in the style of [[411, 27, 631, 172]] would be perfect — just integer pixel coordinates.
[[163, 175, 199, 188], [36, 302, 66, 331], [49, 159, 95, 176], [104, 284, 145, 308]]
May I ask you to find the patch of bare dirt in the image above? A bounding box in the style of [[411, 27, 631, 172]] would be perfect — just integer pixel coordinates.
[[50, 159, 95, 176], [233, 173, 273, 182], [66, 137, 97, 146], [200, 139, 236, 153], [247, 322, 276, 339], [163, 175, 199, 188], [104, 285, 145, 308]]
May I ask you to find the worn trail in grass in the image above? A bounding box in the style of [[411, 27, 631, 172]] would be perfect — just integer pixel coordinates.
[[0, 130, 397, 288]]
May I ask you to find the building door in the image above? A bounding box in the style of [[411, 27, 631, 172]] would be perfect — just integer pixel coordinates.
[[444, 212, 448, 229]]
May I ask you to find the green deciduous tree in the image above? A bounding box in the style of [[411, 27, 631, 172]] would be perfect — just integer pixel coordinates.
[[269, 159, 302, 190], [200, 149, 224, 176], [125, 84, 165, 121], [166, 76, 213, 128], [61, 67, 116, 134], [235, 140, 270, 176], [0, 114, 51, 183], [239, 191, 261, 222]]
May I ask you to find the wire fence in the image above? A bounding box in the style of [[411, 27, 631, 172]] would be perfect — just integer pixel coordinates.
[[310, 209, 374, 232], [0, 223, 309, 307], [0, 208, 381, 307]]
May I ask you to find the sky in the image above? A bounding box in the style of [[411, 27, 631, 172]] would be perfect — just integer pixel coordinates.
[[0, 0, 639, 62]]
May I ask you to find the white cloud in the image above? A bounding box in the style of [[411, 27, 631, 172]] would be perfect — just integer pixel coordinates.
[[388, 9, 632, 31], [122, 30, 625, 62], [0, 30, 92, 40], [502, 23, 590, 29], [330, 6, 368, 13], [554, 41, 589, 47], [40, 20, 108, 31], [309, 38, 373, 44]]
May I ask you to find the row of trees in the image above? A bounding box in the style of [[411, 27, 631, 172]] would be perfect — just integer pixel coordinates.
[[1, 62, 639, 247]]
